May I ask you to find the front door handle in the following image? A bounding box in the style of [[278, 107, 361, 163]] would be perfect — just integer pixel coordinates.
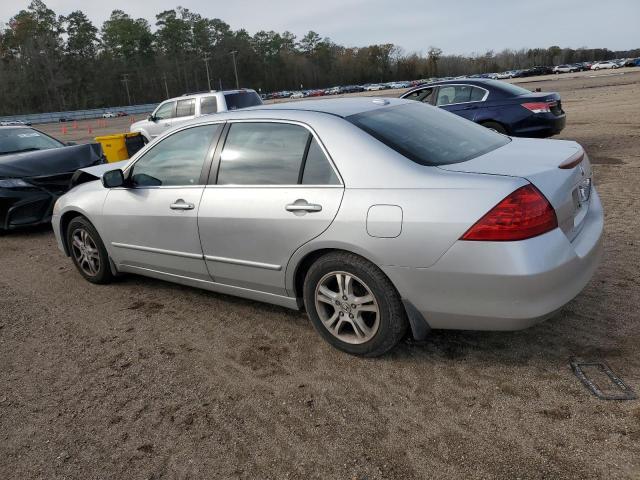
[[170, 199, 195, 210], [285, 200, 322, 213]]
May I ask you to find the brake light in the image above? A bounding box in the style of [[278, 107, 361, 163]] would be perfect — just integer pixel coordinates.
[[461, 184, 558, 241], [521, 102, 551, 114]]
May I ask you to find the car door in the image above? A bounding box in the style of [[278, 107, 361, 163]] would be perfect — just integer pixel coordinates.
[[101, 123, 223, 280], [148, 100, 177, 139], [435, 84, 487, 120], [198, 121, 344, 296]]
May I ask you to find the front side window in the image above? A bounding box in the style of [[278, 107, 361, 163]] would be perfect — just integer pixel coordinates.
[[131, 124, 220, 186], [200, 96, 218, 115], [217, 123, 309, 185], [404, 87, 434, 104], [347, 102, 510, 166], [176, 99, 196, 117], [154, 101, 176, 120]]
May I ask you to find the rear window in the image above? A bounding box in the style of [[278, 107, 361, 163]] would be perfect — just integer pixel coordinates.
[[0, 127, 64, 155], [488, 80, 531, 96], [346, 103, 509, 166], [223, 91, 263, 110]]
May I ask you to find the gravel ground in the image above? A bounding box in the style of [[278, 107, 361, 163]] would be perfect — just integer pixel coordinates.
[[2, 71, 640, 480]]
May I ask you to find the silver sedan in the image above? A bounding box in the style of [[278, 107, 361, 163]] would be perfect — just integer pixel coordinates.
[[52, 98, 603, 356]]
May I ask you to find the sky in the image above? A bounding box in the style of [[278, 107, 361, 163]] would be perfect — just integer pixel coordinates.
[[1, 0, 638, 55]]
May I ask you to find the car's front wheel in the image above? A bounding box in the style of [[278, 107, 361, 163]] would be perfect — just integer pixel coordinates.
[[303, 252, 408, 357], [66, 216, 114, 284]]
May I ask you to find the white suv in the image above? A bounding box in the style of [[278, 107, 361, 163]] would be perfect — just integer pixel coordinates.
[[130, 89, 262, 142]]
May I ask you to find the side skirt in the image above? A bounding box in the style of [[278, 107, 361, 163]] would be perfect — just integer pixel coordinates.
[[118, 264, 300, 310]]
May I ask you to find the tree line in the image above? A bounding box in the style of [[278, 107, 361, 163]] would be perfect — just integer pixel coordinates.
[[1, 0, 638, 116]]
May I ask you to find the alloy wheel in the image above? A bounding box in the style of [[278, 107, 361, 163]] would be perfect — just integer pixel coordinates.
[[70, 228, 101, 277], [314, 271, 380, 344]]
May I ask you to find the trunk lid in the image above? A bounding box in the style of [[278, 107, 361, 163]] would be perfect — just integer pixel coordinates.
[[438, 137, 592, 241]]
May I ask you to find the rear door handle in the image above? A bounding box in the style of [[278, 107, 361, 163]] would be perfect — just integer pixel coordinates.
[[170, 199, 195, 210], [285, 200, 322, 213]]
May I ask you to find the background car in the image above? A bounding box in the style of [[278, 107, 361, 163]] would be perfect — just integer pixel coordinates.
[[52, 98, 601, 357], [363, 84, 385, 91], [553, 64, 578, 73], [130, 88, 262, 142], [102, 112, 116, 118], [400, 79, 565, 137], [0, 126, 104, 231], [591, 61, 618, 70]]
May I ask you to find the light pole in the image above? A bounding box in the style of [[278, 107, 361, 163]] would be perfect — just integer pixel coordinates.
[[229, 50, 239, 89], [203, 56, 212, 90], [121, 74, 131, 105], [162, 74, 169, 98]]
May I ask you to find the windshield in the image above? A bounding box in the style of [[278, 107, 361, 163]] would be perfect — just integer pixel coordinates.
[[346, 102, 510, 166], [0, 127, 64, 155], [223, 91, 263, 110]]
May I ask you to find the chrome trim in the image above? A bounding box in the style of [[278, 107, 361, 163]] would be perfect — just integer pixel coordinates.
[[111, 242, 203, 260], [204, 255, 282, 271]]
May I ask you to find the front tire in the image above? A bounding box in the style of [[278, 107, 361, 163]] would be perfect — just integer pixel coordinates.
[[66, 216, 114, 284], [303, 252, 408, 357]]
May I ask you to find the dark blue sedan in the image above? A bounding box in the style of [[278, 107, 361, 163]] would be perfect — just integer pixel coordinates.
[[400, 79, 566, 138]]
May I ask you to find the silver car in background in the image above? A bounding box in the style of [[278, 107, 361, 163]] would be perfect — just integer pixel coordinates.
[[52, 98, 603, 356]]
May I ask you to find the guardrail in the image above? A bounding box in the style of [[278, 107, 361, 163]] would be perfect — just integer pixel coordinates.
[[0, 104, 159, 125]]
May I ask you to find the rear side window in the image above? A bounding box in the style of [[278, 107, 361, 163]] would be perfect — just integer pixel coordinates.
[[404, 87, 434, 104], [223, 91, 263, 110], [200, 96, 218, 115], [347, 103, 510, 166], [176, 99, 196, 117], [437, 85, 474, 106], [217, 123, 309, 185], [469, 87, 486, 102], [302, 138, 339, 185]]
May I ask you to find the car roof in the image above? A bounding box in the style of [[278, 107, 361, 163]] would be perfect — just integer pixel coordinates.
[[243, 97, 413, 118]]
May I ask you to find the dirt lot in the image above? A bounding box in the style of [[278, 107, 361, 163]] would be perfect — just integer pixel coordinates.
[[2, 72, 640, 480]]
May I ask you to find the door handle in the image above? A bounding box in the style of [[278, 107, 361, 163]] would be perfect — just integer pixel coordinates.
[[285, 200, 322, 213], [170, 199, 195, 210]]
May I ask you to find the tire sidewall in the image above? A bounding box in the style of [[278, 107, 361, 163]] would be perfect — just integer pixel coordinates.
[[303, 255, 403, 356]]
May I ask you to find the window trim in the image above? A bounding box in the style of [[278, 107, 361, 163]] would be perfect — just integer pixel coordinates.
[[434, 84, 490, 107], [206, 119, 343, 188], [121, 122, 225, 189]]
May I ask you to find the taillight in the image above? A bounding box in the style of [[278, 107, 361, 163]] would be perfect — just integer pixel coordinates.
[[521, 102, 551, 114], [461, 184, 558, 241]]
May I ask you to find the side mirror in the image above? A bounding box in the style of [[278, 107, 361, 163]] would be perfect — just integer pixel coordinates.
[[102, 169, 125, 188], [148, 115, 157, 122]]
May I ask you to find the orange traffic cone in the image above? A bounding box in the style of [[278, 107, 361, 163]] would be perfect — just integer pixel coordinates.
[[73, 121, 78, 129], [88, 126, 92, 134]]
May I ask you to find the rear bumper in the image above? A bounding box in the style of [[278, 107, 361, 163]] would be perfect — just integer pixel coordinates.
[[384, 189, 603, 331], [511, 113, 566, 138]]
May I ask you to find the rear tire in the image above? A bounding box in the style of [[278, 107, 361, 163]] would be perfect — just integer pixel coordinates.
[[303, 252, 408, 357], [66, 216, 114, 284], [481, 121, 508, 135]]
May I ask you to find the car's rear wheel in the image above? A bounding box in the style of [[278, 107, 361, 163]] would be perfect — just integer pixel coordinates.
[[481, 121, 508, 135], [66, 216, 114, 284], [303, 252, 408, 357]]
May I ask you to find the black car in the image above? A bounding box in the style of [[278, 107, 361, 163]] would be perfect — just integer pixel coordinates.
[[520, 66, 554, 77], [0, 126, 104, 231], [400, 79, 566, 138]]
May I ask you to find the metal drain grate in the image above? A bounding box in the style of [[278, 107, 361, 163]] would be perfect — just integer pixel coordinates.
[[570, 358, 637, 401]]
